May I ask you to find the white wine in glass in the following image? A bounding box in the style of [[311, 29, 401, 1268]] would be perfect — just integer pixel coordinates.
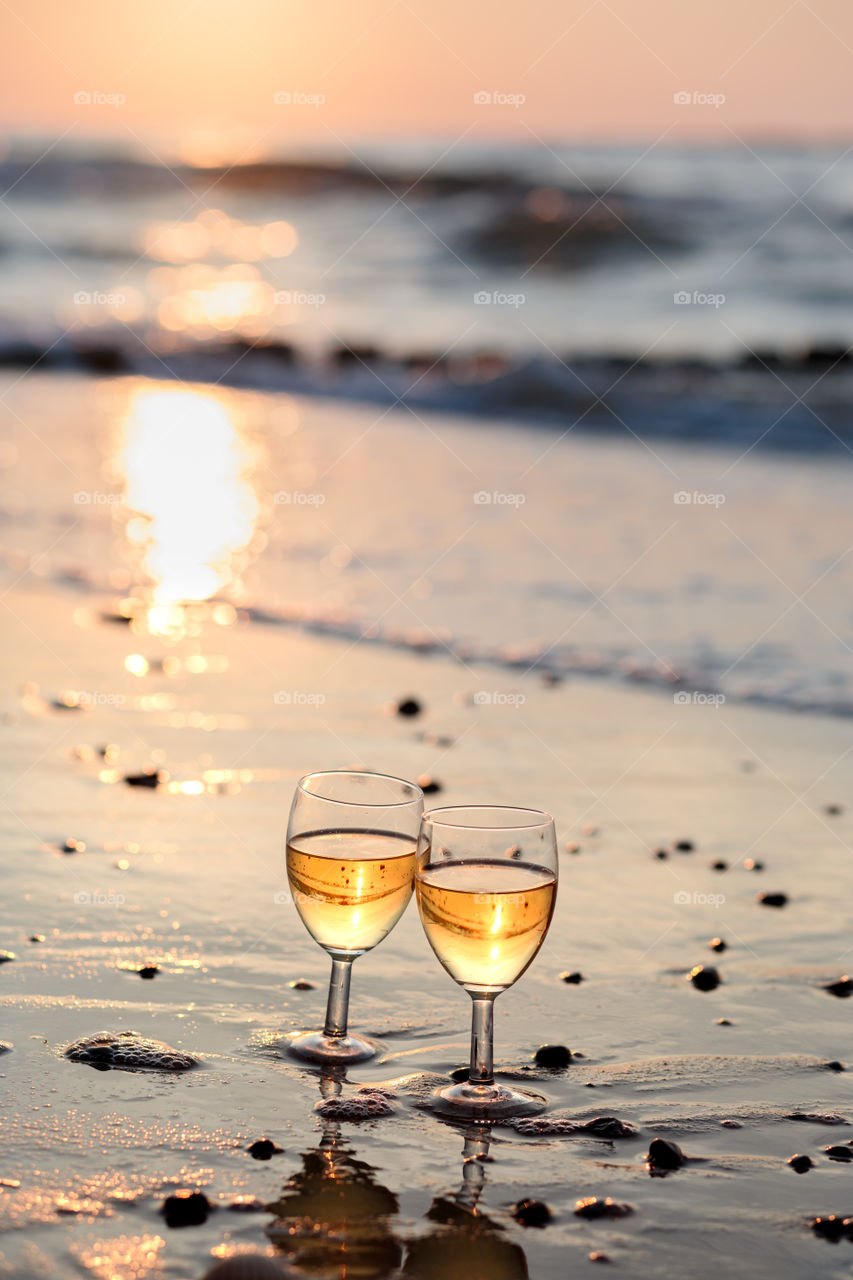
[[415, 806, 558, 1118], [285, 770, 424, 1063]]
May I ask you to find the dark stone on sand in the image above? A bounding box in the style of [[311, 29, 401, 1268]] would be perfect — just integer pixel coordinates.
[[560, 971, 584, 984], [811, 1214, 853, 1241], [787, 1154, 813, 1173], [674, 839, 694, 852], [716, 1018, 732, 1026], [534, 1044, 572, 1069], [825, 804, 844, 816], [744, 858, 764, 871], [203, 1258, 285, 1279], [418, 775, 442, 794], [757, 892, 787, 907], [688, 965, 721, 992], [575, 1197, 633, 1220], [646, 1138, 686, 1171], [137, 966, 159, 979], [720, 1120, 742, 1128], [580, 1117, 638, 1139], [826, 1061, 846, 1072], [161, 1190, 211, 1228], [589, 1252, 610, 1263], [654, 849, 668, 859], [0, 1042, 12, 1054], [29, 935, 44, 943], [825, 1145, 853, 1162], [824, 976, 853, 998], [247, 1138, 283, 1160], [709, 937, 726, 952], [395, 697, 421, 718], [513, 1198, 552, 1227], [288, 979, 316, 990], [60, 838, 84, 854], [0, 950, 15, 964], [124, 770, 162, 789], [710, 860, 728, 871], [64, 1030, 199, 1072]]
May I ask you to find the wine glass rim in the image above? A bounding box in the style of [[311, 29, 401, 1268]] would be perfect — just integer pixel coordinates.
[[296, 769, 423, 807], [421, 804, 554, 830]]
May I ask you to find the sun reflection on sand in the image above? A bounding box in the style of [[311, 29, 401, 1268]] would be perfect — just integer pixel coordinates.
[[119, 386, 259, 637]]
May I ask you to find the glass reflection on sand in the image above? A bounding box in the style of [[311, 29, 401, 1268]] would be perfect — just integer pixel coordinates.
[[118, 385, 259, 637]]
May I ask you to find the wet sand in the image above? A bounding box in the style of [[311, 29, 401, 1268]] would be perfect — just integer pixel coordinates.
[[1, 375, 853, 1278]]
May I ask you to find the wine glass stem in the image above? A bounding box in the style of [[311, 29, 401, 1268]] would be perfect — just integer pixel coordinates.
[[468, 994, 496, 1086], [323, 957, 353, 1039]]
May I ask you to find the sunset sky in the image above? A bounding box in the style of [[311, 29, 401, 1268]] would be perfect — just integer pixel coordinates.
[[1, 0, 851, 155]]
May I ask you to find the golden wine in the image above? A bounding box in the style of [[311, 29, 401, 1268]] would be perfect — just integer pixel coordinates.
[[416, 860, 556, 990], [286, 831, 417, 955]]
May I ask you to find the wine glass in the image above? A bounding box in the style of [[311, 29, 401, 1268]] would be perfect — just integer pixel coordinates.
[[285, 769, 424, 1063], [415, 805, 558, 1118]]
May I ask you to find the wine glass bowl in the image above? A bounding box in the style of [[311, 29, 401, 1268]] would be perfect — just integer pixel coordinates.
[[285, 769, 423, 1063], [415, 806, 558, 1118]]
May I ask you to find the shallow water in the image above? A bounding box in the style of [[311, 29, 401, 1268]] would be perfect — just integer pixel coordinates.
[[2, 373, 853, 1277]]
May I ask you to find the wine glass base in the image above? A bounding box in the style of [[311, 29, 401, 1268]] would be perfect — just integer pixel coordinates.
[[284, 1030, 380, 1064], [430, 1080, 547, 1121]]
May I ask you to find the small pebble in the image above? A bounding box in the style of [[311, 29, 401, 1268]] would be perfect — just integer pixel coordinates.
[[709, 937, 726, 952], [589, 1253, 610, 1264], [580, 1117, 638, 1139], [123, 770, 162, 789], [559, 971, 584, 984], [823, 976, 853, 998], [565, 841, 581, 854], [288, 979, 316, 990], [787, 1154, 813, 1173], [247, 1138, 283, 1160], [60, 838, 86, 854], [512, 1198, 552, 1227], [0, 951, 16, 964], [394, 697, 421, 718], [137, 965, 159, 980], [720, 1120, 743, 1128], [825, 1061, 846, 1072], [674, 839, 694, 852], [710, 859, 728, 871], [757, 891, 787, 907], [825, 804, 843, 816], [534, 1044, 572, 1069], [575, 1197, 633, 1220], [716, 1018, 732, 1026], [688, 965, 721, 992], [161, 1190, 211, 1228], [825, 1145, 853, 1161], [417, 775, 442, 795], [28, 935, 45, 943], [654, 849, 668, 860], [811, 1215, 853, 1241], [744, 858, 764, 871], [645, 1138, 686, 1171]]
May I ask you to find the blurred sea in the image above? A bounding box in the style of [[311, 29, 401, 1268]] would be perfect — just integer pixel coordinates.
[[1, 138, 852, 449]]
